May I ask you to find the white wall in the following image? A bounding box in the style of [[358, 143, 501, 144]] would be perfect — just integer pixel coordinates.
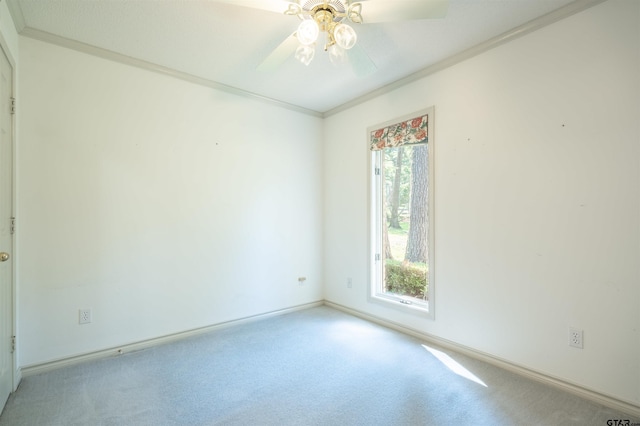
[[17, 36, 324, 366], [12, 0, 640, 410], [324, 0, 640, 406]]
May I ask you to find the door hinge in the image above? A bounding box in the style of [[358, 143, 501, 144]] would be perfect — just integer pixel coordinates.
[[375, 167, 380, 176], [10, 97, 15, 115], [10, 217, 15, 235], [11, 336, 15, 353], [375, 253, 381, 261]]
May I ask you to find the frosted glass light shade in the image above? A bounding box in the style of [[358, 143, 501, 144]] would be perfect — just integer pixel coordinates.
[[297, 19, 319, 45], [334, 23, 357, 50], [328, 44, 346, 66], [295, 44, 315, 66]]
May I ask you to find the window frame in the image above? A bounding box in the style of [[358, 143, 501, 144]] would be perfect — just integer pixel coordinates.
[[367, 107, 435, 318]]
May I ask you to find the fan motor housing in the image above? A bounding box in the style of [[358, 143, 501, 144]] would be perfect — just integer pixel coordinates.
[[302, 0, 347, 14]]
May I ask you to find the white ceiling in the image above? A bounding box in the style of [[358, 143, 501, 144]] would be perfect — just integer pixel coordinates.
[[8, 0, 602, 115]]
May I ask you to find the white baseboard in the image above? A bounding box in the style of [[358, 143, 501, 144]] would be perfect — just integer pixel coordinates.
[[18, 299, 640, 419], [324, 300, 640, 419], [20, 301, 323, 377]]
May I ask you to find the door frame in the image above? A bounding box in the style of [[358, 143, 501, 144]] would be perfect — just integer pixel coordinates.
[[0, 29, 18, 395]]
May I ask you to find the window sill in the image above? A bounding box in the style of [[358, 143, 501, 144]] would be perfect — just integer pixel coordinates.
[[370, 293, 432, 318]]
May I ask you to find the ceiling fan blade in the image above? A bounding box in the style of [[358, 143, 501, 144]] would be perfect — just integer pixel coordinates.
[[348, 44, 376, 77], [257, 33, 299, 72], [211, 0, 297, 14], [356, 0, 449, 23]]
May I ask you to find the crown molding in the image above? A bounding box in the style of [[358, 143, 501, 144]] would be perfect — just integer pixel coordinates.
[[13, 0, 606, 119], [5, 0, 25, 32], [19, 26, 324, 118], [323, 0, 607, 117]]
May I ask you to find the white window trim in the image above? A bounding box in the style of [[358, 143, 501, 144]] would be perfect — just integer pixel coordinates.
[[367, 106, 435, 319]]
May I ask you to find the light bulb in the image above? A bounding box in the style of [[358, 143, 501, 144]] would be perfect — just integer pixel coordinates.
[[297, 19, 319, 46], [295, 44, 315, 66], [333, 23, 357, 50], [328, 44, 346, 66]]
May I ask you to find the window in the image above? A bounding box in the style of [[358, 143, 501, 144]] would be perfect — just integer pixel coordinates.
[[369, 108, 435, 316]]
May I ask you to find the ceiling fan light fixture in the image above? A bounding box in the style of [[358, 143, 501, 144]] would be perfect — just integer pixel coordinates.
[[333, 23, 357, 50], [296, 19, 320, 45], [295, 44, 316, 66]]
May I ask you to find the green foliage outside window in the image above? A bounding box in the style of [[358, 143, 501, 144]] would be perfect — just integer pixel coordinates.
[[385, 260, 428, 300]]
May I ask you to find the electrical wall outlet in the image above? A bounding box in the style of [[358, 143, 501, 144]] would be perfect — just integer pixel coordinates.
[[569, 327, 583, 349], [79, 309, 92, 324]]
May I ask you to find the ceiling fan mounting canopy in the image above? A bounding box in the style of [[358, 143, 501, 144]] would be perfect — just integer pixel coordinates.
[[286, 1, 363, 25], [302, 0, 346, 14]]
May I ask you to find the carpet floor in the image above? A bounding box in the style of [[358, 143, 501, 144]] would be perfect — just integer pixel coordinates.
[[0, 305, 638, 425]]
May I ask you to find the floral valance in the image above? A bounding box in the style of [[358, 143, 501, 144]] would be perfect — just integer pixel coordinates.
[[370, 114, 428, 151]]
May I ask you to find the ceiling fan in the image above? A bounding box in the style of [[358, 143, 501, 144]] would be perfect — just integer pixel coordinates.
[[211, 0, 449, 75]]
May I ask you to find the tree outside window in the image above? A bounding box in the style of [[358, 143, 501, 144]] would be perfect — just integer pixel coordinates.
[[370, 109, 434, 314]]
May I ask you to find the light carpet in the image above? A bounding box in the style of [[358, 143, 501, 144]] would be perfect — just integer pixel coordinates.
[[0, 306, 638, 425]]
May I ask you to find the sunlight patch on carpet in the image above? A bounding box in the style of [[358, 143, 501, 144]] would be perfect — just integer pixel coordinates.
[[422, 345, 488, 387]]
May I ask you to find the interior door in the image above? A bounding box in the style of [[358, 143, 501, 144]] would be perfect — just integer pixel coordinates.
[[0, 44, 14, 413]]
